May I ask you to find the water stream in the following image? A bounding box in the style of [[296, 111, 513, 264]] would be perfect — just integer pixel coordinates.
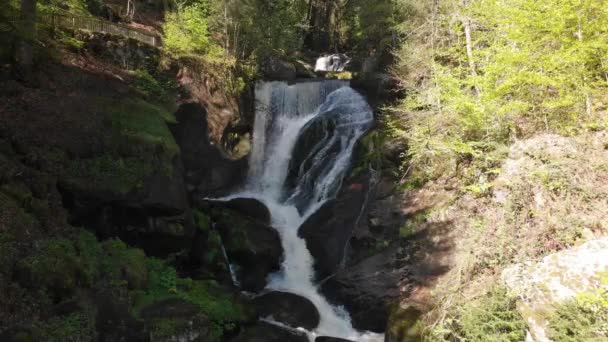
[[227, 80, 383, 341]]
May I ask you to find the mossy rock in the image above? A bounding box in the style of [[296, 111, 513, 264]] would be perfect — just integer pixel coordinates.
[[16, 238, 83, 299], [386, 305, 424, 342], [64, 154, 154, 196], [101, 239, 148, 290], [140, 298, 212, 342], [102, 97, 179, 159], [133, 258, 246, 341]]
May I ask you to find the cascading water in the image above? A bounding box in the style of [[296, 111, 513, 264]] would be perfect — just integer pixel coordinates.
[[228, 80, 383, 341]]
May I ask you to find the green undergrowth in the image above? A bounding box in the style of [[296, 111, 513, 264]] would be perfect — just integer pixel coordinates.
[[548, 272, 608, 341], [427, 285, 526, 341], [6, 225, 242, 340], [133, 258, 245, 341]]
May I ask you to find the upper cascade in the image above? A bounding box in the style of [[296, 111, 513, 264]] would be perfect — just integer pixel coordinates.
[[246, 80, 373, 212]]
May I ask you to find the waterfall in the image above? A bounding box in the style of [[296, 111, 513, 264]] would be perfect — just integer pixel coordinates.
[[230, 80, 382, 341]]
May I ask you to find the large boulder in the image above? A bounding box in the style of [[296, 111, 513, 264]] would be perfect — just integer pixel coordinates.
[[209, 200, 283, 292], [260, 56, 297, 81], [230, 321, 308, 342], [170, 103, 247, 197], [299, 175, 371, 280], [252, 291, 320, 330], [320, 243, 403, 332], [502, 237, 608, 342], [315, 337, 355, 342], [221, 197, 271, 224]]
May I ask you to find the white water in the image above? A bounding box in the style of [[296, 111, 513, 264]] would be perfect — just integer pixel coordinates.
[[229, 81, 382, 341], [315, 54, 352, 72]]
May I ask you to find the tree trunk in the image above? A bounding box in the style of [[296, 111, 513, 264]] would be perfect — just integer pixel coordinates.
[[461, 0, 481, 96], [15, 0, 36, 76], [577, 7, 592, 116]]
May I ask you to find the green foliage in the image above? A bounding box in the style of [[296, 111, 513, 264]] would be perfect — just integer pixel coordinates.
[[18, 238, 82, 299], [548, 272, 608, 341], [341, 0, 407, 51], [133, 69, 164, 98], [149, 318, 191, 340], [193, 210, 211, 232], [163, 3, 212, 56], [35, 311, 97, 342], [75, 230, 102, 287], [391, 0, 608, 185], [135, 258, 243, 341], [428, 286, 526, 341], [210, 0, 307, 58], [399, 210, 430, 238], [146, 258, 178, 293], [37, 0, 94, 16], [178, 279, 243, 337]]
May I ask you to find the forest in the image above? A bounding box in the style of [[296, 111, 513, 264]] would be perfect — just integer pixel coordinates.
[[1, 0, 608, 341]]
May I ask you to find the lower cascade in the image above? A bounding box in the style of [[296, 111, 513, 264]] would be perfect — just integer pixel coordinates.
[[226, 80, 383, 341]]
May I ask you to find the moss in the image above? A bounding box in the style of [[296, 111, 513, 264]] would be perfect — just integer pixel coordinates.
[[178, 280, 243, 337], [65, 155, 153, 195], [133, 258, 243, 341], [105, 98, 179, 158], [0, 191, 39, 231], [399, 209, 430, 239], [17, 238, 82, 299], [1, 182, 33, 207], [387, 305, 424, 342], [33, 310, 97, 342], [75, 231, 102, 287], [149, 318, 191, 341], [193, 210, 211, 232], [101, 239, 148, 290]]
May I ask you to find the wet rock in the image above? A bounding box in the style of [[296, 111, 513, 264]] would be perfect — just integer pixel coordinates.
[[210, 203, 283, 292], [170, 102, 247, 197], [222, 197, 271, 224], [230, 321, 308, 342], [140, 298, 211, 342], [285, 86, 372, 207], [299, 175, 371, 280], [321, 244, 403, 332], [141, 165, 189, 215], [315, 337, 355, 342], [260, 56, 297, 81], [252, 291, 320, 330], [293, 59, 317, 78]]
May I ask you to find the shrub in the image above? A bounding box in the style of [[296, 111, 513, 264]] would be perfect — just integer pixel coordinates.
[[428, 286, 526, 342], [163, 4, 212, 56], [548, 272, 608, 341]]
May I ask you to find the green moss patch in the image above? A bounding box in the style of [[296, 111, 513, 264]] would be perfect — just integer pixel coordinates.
[[65, 155, 153, 195], [105, 98, 179, 158], [101, 239, 148, 290], [133, 258, 244, 342]]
